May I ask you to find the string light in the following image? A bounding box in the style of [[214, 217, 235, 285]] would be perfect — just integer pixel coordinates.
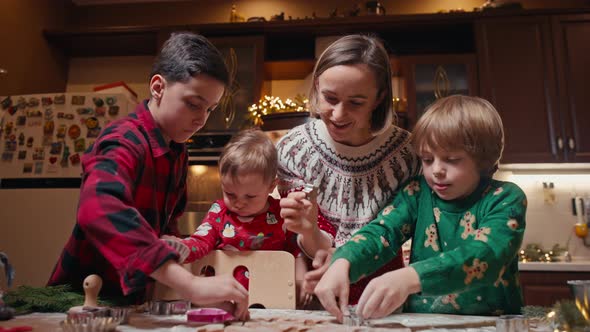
[[248, 94, 309, 126]]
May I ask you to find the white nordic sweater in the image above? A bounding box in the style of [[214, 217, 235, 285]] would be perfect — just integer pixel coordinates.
[[277, 120, 421, 247]]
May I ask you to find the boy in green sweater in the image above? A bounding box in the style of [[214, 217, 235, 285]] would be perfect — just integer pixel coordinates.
[[315, 95, 527, 321]]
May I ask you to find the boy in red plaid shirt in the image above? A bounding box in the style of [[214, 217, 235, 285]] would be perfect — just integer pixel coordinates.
[[48, 32, 248, 320]]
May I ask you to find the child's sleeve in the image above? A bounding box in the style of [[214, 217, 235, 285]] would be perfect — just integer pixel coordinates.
[[165, 156, 188, 237], [77, 129, 179, 295], [331, 179, 422, 283], [181, 203, 223, 263], [410, 182, 527, 296]]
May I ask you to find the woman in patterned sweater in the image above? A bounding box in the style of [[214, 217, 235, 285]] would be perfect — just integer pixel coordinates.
[[315, 95, 526, 321], [277, 34, 421, 304]]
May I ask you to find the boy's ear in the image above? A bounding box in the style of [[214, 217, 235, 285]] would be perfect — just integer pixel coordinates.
[[269, 178, 278, 193], [149, 74, 166, 103]]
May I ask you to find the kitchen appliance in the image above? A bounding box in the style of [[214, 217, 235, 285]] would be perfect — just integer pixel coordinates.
[[0, 92, 136, 288], [0, 92, 136, 187]]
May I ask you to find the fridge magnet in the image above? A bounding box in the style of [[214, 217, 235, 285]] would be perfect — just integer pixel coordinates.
[[54, 94, 65, 105], [16, 97, 26, 110], [7, 106, 17, 116], [43, 120, 55, 135], [41, 97, 53, 106], [50, 141, 63, 155], [69, 153, 80, 166], [34, 161, 43, 174], [71, 95, 86, 105], [27, 97, 40, 108], [106, 96, 117, 106], [32, 147, 44, 161], [56, 124, 67, 139], [57, 112, 64, 119], [95, 106, 106, 117], [108, 105, 120, 116], [44, 109, 54, 121], [23, 163, 33, 173], [2, 151, 14, 162], [76, 107, 94, 116], [47, 156, 58, 173], [68, 125, 81, 139], [61, 146, 70, 167], [1, 96, 12, 110], [26, 137, 34, 148], [18, 150, 26, 160], [42, 135, 53, 146], [74, 138, 86, 152], [27, 118, 42, 127], [93, 97, 105, 107], [64, 113, 75, 120], [5, 139, 16, 152], [26, 109, 42, 117], [16, 115, 26, 126], [18, 133, 25, 145], [87, 127, 101, 138], [3, 121, 13, 137]]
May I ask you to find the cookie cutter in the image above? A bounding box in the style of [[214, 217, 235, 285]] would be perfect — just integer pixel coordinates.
[[186, 308, 235, 323], [148, 300, 191, 315], [496, 314, 529, 332], [67, 307, 132, 326], [60, 316, 120, 332], [343, 308, 365, 327]]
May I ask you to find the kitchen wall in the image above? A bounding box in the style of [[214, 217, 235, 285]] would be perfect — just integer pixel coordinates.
[[495, 166, 590, 260], [0, 0, 69, 96]]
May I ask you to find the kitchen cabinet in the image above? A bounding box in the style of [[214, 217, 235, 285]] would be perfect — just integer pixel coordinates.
[[476, 14, 590, 163], [551, 14, 590, 162], [397, 54, 479, 129], [519, 271, 587, 306]]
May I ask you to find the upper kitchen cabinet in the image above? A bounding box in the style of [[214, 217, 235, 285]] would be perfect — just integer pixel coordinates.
[[551, 14, 590, 162], [397, 54, 478, 129], [476, 16, 560, 163], [476, 14, 590, 163]]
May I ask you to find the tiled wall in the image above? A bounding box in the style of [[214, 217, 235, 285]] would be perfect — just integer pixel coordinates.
[[495, 166, 590, 260]]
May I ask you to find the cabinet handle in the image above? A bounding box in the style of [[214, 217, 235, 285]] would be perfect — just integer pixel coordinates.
[[557, 137, 564, 150], [568, 137, 576, 151]]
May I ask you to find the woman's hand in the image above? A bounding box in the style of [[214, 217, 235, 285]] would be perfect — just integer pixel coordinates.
[[280, 191, 318, 235], [314, 258, 351, 323], [302, 248, 334, 294], [355, 267, 421, 320]]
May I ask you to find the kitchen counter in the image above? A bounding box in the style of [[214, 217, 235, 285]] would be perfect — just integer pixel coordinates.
[[519, 260, 590, 272], [0, 309, 527, 332]]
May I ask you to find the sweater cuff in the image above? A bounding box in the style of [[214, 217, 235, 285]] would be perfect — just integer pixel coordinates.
[[409, 259, 446, 296], [119, 239, 178, 295]]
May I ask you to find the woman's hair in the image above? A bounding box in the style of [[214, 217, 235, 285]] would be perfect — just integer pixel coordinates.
[[412, 95, 505, 176], [150, 32, 229, 87], [219, 129, 278, 184], [308, 34, 395, 134]]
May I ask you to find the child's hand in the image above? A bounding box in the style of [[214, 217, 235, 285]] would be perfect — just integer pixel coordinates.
[[314, 258, 351, 323], [280, 191, 319, 236], [187, 273, 250, 321], [356, 266, 421, 320]]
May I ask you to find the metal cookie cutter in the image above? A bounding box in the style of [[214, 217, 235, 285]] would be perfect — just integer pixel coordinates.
[[496, 314, 529, 332], [343, 307, 365, 327], [301, 183, 315, 200], [148, 300, 191, 315]]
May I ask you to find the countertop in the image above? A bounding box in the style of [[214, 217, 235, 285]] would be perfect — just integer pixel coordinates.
[[0, 309, 527, 332], [519, 260, 590, 272]]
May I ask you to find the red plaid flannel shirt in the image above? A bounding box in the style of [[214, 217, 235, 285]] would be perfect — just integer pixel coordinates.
[[48, 100, 187, 301]]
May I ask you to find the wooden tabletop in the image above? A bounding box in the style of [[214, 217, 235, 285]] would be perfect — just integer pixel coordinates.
[[0, 309, 507, 332]]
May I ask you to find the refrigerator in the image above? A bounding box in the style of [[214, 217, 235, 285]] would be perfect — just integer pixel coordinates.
[[0, 92, 136, 289]]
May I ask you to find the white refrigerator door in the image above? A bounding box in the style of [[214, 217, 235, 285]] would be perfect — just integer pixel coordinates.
[[0, 93, 137, 179]]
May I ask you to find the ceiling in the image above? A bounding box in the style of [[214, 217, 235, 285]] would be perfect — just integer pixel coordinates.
[[71, 0, 189, 5]]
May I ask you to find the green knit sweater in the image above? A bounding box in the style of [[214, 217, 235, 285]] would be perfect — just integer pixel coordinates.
[[332, 176, 527, 315]]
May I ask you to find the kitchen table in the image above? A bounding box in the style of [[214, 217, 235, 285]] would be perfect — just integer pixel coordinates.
[[0, 308, 554, 332]]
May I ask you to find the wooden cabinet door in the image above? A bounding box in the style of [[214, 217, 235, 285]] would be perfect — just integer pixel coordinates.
[[520, 271, 588, 306], [476, 17, 562, 163], [552, 14, 590, 162]]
